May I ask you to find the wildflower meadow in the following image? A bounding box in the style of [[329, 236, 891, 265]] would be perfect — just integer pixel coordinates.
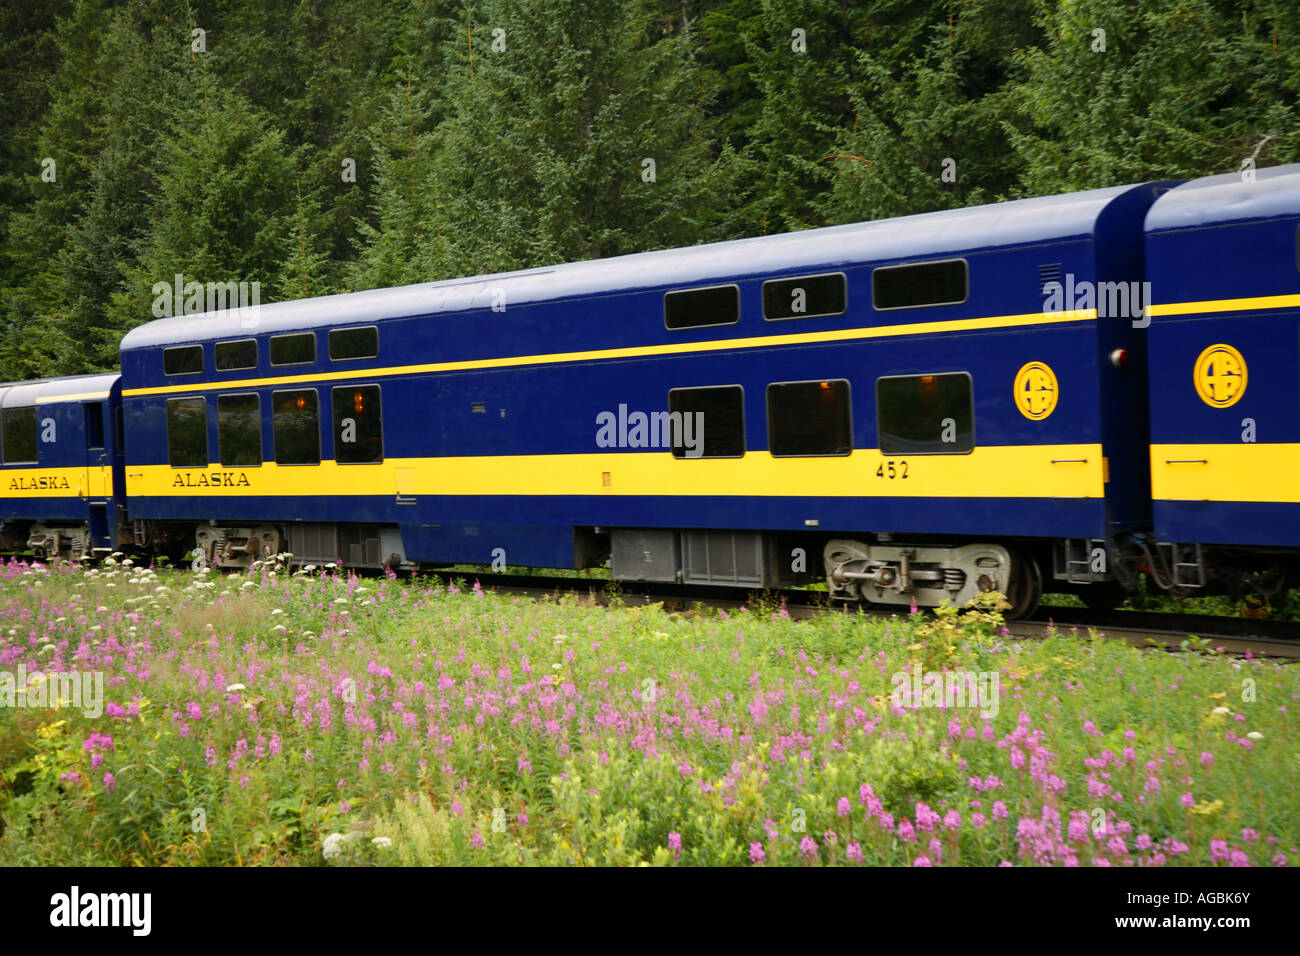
[[0, 556, 1295, 867]]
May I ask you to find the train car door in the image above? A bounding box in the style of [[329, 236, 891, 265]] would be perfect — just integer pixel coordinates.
[[84, 400, 111, 547]]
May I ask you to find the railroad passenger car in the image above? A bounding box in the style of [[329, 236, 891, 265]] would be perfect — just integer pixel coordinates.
[[116, 180, 1174, 616], [0, 373, 123, 560], [1143, 163, 1300, 597]]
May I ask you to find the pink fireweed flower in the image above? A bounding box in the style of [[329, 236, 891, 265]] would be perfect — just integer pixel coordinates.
[[1180, 792, 1195, 808], [749, 842, 766, 864], [837, 797, 851, 817], [992, 801, 1008, 820], [846, 842, 863, 863], [914, 803, 940, 831], [102, 772, 116, 792], [799, 836, 818, 858], [897, 820, 917, 842], [668, 832, 682, 854], [1199, 752, 1215, 766], [471, 831, 484, 848]]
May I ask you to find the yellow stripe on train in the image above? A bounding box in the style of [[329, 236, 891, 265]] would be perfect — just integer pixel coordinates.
[[124, 444, 1106, 500], [1152, 443, 1300, 503], [0, 466, 113, 500]]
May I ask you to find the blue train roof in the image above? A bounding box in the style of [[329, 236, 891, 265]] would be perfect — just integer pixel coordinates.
[[1146, 163, 1300, 233], [120, 182, 1156, 351]]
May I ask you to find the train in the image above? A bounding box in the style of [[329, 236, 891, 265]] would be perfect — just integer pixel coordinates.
[[2, 164, 1298, 618]]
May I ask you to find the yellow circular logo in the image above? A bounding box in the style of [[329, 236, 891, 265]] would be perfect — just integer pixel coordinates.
[[1014, 361, 1058, 420], [1193, 344, 1247, 408]]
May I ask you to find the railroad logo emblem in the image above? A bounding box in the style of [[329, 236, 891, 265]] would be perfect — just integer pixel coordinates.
[[1013, 361, 1058, 420], [1193, 344, 1247, 408]]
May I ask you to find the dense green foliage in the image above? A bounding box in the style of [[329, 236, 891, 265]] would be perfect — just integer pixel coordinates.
[[2, 0, 1297, 376]]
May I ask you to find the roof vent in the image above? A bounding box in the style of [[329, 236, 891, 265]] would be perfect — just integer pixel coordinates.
[[1038, 262, 1062, 294]]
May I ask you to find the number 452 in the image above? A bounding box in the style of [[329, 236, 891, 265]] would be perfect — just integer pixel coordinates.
[[876, 460, 908, 479]]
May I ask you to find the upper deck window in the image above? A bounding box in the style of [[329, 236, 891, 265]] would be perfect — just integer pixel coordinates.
[[215, 339, 258, 371], [163, 345, 203, 376], [762, 273, 846, 321], [270, 332, 316, 367], [872, 259, 968, 311], [329, 326, 379, 361], [664, 285, 740, 330]]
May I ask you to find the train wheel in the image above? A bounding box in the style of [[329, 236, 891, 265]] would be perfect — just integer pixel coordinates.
[[1005, 551, 1042, 620]]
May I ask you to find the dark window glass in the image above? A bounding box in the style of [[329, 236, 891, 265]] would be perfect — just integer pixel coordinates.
[[272, 389, 320, 465], [329, 326, 378, 361], [667, 386, 745, 459], [767, 380, 852, 457], [217, 394, 261, 467], [876, 373, 974, 454], [664, 285, 740, 330], [215, 339, 257, 371], [762, 273, 847, 321], [269, 332, 315, 366], [166, 397, 208, 467], [2, 407, 37, 463], [872, 260, 968, 310], [163, 345, 203, 375], [85, 403, 104, 449], [332, 385, 382, 463]]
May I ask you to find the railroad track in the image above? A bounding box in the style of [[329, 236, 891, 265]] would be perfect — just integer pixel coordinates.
[[425, 569, 1300, 660]]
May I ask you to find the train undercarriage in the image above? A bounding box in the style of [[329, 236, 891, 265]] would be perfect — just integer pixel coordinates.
[[2, 518, 1297, 619]]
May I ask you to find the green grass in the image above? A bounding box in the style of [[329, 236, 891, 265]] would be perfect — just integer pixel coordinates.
[[0, 557, 1295, 866]]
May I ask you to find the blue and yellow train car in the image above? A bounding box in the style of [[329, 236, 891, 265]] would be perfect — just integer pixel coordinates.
[[1145, 163, 1300, 595], [118, 180, 1173, 615], [0, 373, 124, 560]]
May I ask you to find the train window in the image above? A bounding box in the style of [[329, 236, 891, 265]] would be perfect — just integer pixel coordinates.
[[872, 259, 967, 310], [767, 380, 852, 457], [762, 273, 846, 321], [329, 326, 379, 361], [1, 407, 37, 464], [269, 332, 316, 366], [215, 339, 258, 371], [876, 372, 974, 454], [163, 345, 203, 375], [664, 285, 740, 330], [85, 403, 104, 449], [272, 389, 320, 465], [165, 397, 208, 468], [667, 386, 745, 459], [217, 394, 262, 467], [332, 385, 382, 464]]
